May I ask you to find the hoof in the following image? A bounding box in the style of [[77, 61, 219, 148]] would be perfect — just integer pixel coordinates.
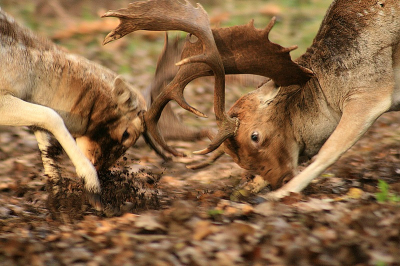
[[87, 192, 103, 211]]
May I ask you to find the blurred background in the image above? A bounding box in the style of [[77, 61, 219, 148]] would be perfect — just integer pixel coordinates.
[[1, 0, 331, 87], [1, 0, 332, 130]]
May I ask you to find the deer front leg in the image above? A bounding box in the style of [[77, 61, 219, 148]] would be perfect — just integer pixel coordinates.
[[262, 93, 392, 201], [0, 95, 102, 210]]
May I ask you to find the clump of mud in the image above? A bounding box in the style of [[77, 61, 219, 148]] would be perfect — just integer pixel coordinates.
[[98, 169, 161, 216], [46, 168, 161, 221], [46, 177, 85, 222]]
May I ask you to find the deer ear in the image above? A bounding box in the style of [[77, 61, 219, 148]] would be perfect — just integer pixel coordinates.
[[258, 80, 280, 102], [113, 77, 140, 111]]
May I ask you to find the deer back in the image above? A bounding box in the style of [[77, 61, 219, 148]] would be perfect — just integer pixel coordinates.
[[0, 9, 55, 50]]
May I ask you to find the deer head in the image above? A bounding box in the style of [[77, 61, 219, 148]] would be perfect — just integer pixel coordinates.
[[76, 76, 146, 171], [102, 0, 313, 188], [221, 81, 294, 189]]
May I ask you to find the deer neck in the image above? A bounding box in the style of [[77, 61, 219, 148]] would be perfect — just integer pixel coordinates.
[[299, 0, 400, 109], [61, 55, 121, 137], [272, 78, 341, 161]]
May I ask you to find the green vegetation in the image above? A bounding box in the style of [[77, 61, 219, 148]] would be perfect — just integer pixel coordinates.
[[375, 180, 400, 203], [376, 261, 387, 266], [207, 209, 224, 218]]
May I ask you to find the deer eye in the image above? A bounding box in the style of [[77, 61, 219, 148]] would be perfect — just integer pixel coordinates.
[[251, 132, 259, 143], [121, 130, 130, 143]]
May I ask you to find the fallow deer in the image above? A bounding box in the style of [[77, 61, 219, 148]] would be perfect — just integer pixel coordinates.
[[0, 8, 173, 210], [102, 0, 400, 201]]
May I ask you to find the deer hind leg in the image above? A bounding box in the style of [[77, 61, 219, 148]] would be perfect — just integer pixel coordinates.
[[0, 95, 102, 209], [33, 130, 63, 193], [262, 92, 392, 201]]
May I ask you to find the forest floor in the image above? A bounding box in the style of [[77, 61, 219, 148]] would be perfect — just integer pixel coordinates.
[[1, 109, 400, 265]]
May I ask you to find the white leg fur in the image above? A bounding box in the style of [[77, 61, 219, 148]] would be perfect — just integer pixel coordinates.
[[262, 94, 392, 200], [0, 95, 100, 193]]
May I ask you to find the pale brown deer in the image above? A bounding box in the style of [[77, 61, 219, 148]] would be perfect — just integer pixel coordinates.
[[0, 9, 177, 210], [102, 0, 400, 201]]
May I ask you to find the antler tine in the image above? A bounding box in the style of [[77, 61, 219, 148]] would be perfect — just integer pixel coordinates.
[[103, 0, 238, 156], [187, 147, 225, 170], [262, 16, 276, 37], [143, 74, 207, 157]]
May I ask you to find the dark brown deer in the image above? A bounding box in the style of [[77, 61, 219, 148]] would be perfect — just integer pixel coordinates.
[[103, 0, 400, 200]]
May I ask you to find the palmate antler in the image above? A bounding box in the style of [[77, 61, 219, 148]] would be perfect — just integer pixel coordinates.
[[102, 0, 313, 157], [180, 18, 314, 87]]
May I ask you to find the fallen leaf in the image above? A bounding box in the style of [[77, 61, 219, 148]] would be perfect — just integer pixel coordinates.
[[193, 220, 217, 241], [294, 198, 334, 212], [346, 188, 364, 199], [135, 213, 166, 232]]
